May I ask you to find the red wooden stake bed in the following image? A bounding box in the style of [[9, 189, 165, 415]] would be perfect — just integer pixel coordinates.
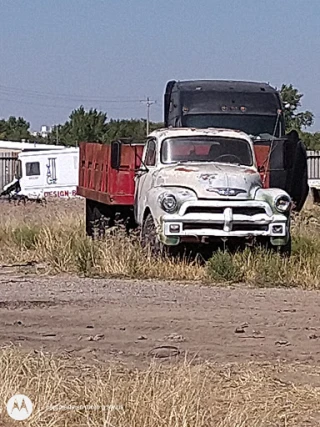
[[77, 142, 144, 205]]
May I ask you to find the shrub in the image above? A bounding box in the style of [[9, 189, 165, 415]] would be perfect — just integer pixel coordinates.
[[11, 225, 40, 250], [207, 250, 243, 283]]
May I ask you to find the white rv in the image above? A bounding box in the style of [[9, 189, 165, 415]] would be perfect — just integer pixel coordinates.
[[2, 148, 79, 200]]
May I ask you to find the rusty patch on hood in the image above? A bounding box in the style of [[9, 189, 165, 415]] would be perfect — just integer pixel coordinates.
[[244, 169, 256, 174], [174, 167, 198, 172]]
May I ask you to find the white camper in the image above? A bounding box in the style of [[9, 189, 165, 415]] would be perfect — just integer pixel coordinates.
[[3, 148, 79, 200]]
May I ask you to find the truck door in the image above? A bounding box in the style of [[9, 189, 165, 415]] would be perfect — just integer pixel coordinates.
[[134, 138, 157, 224]]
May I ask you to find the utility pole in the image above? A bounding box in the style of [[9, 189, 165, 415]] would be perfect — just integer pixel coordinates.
[[140, 97, 156, 135]]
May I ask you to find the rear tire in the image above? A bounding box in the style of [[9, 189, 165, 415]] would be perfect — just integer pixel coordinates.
[[85, 199, 95, 237], [312, 188, 320, 204], [85, 199, 112, 239]]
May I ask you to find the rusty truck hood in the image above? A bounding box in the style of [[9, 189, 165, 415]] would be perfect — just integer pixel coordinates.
[[155, 163, 261, 199]]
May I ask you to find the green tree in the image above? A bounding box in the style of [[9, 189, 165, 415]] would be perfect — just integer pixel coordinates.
[[0, 120, 7, 139], [280, 84, 314, 131], [279, 84, 320, 150], [54, 106, 108, 146], [104, 119, 163, 143], [0, 116, 31, 141], [300, 131, 320, 151]]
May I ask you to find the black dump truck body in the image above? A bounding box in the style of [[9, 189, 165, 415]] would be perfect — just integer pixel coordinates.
[[164, 79, 308, 211]]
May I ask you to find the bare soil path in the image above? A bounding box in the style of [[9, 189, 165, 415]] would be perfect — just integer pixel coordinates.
[[0, 275, 319, 368]]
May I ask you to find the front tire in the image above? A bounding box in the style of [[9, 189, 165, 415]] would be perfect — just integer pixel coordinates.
[[256, 235, 292, 257], [141, 213, 164, 256], [277, 235, 292, 257]]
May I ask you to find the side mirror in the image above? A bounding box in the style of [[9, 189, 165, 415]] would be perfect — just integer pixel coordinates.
[[135, 165, 148, 175], [111, 141, 121, 170]]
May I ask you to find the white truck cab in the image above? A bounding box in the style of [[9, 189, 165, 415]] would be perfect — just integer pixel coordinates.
[[135, 127, 292, 254]]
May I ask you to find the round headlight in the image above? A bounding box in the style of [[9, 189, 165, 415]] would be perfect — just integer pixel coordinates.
[[275, 195, 291, 212], [159, 193, 178, 213]]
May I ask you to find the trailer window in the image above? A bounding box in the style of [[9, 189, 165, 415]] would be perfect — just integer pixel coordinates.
[[26, 162, 40, 176]]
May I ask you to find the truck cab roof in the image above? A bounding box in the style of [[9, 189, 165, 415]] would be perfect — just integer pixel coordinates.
[[169, 80, 278, 93], [148, 127, 252, 142]]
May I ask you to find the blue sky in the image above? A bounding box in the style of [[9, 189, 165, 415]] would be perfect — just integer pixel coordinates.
[[0, 0, 319, 131]]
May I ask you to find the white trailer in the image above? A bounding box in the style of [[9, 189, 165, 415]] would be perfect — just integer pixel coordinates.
[[2, 148, 79, 200], [0, 142, 69, 191]]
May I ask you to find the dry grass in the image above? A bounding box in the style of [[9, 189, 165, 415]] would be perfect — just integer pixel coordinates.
[[0, 199, 319, 288], [1, 347, 320, 426], [0, 201, 320, 426], [0, 199, 204, 281]]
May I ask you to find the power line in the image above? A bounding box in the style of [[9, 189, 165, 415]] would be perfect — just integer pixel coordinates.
[[0, 96, 76, 109], [0, 84, 164, 125], [0, 84, 143, 103], [0, 98, 155, 115], [0, 93, 160, 109]]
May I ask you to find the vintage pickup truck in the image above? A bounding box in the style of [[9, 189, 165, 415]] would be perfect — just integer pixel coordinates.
[[135, 127, 292, 254], [78, 127, 292, 255]]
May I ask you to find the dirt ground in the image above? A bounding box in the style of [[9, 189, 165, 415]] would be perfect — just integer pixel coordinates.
[[1, 272, 320, 369]]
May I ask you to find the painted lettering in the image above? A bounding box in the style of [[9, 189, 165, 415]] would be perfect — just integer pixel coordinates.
[[43, 189, 77, 198]]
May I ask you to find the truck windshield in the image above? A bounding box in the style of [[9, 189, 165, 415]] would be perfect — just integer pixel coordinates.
[[183, 114, 281, 137], [161, 136, 253, 166]]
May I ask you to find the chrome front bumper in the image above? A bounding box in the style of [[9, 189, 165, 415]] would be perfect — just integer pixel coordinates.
[[162, 200, 288, 238]]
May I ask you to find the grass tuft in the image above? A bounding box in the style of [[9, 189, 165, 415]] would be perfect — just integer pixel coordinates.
[[207, 249, 243, 283], [11, 225, 40, 250]]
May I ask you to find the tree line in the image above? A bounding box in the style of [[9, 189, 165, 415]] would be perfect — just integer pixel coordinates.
[[0, 84, 319, 150]]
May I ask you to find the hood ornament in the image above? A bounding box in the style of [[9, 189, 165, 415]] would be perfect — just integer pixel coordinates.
[[206, 187, 247, 196]]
